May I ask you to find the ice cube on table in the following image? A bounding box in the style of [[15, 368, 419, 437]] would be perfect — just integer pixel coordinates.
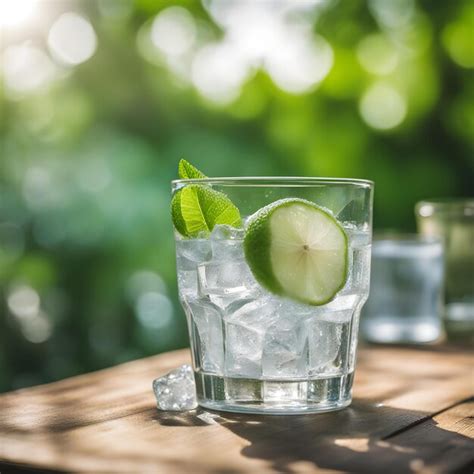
[[152, 365, 197, 411], [210, 225, 245, 261], [262, 317, 308, 379], [225, 297, 279, 378], [186, 298, 224, 373]]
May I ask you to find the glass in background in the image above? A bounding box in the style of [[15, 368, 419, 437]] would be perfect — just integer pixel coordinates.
[[416, 199, 474, 342], [361, 235, 444, 344]]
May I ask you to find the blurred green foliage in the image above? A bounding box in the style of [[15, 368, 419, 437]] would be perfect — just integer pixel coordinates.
[[0, 0, 473, 392]]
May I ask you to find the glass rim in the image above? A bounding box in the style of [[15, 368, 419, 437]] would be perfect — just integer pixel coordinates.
[[172, 176, 374, 188], [416, 198, 474, 217]]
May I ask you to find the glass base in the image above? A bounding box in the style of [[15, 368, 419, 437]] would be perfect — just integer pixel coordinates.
[[194, 371, 354, 415], [361, 317, 441, 344]]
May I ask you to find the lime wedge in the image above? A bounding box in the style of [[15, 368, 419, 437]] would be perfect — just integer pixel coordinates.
[[244, 198, 348, 305]]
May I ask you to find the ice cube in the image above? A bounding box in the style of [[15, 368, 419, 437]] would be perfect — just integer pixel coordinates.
[[177, 270, 198, 297], [197, 261, 259, 297], [152, 365, 197, 411], [324, 295, 359, 315], [210, 225, 245, 261], [225, 296, 279, 378], [262, 318, 308, 379], [277, 297, 318, 319], [306, 314, 348, 375], [210, 224, 245, 240], [176, 239, 212, 271], [186, 298, 224, 373]]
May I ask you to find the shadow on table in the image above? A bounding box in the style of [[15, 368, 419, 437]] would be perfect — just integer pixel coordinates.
[[153, 398, 474, 473]]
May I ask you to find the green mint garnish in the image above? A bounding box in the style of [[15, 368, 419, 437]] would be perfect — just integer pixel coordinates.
[[178, 159, 207, 179], [172, 160, 241, 238]]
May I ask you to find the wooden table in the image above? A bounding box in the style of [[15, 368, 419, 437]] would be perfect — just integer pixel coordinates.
[[0, 345, 473, 473]]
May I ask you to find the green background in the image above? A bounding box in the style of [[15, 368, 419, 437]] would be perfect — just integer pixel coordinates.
[[0, 0, 473, 392]]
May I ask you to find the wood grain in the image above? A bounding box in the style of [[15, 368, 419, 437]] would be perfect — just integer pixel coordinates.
[[0, 345, 472, 473]]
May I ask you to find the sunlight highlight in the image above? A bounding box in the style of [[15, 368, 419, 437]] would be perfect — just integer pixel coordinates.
[[0, 0, 37, 27], [334, 438, 370, 453]]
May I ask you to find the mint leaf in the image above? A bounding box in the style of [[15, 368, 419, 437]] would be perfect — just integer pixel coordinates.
[[171, 185, 241, 238], [172, 160, 241, 237], [178, 159, 207, 179], [171, 190, 188, 236]]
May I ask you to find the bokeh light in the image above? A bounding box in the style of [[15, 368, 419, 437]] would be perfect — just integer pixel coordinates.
[[135, 292, 173, 330], [191, 42, 251, 104], [21, 311, 53, 344], [442, 20, 474, 69], [368, 0, 415, 29], [151, 7, 197, 58], [7, 285, 40, 319], [48, 12, 98, 66], [7, 286, 53, 344], [126, 270, 166, 304], [3, 44, 57, 96], [0, 0, 37, 27], [265, 34, 333, 93], [359, 83, 407, 130], [357, 34, 399, 76]]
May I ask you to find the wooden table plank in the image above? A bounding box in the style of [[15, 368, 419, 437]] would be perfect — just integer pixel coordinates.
[[0, 346, 473, 473]]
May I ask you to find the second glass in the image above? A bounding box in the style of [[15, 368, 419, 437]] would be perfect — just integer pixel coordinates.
[[172, 177, 373, 414], [416, 199, 474, 340], [361, 235, 444, 344]]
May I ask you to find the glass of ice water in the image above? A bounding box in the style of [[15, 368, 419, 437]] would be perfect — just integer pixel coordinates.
[[416, 199, 474, 341], [172, 177, 373, 414], [360, 235, 444, 344]]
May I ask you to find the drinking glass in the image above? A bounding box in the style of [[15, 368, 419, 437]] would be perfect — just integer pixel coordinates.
[[172, 177, 373, 414], [361, 235, 444, 344], [416, 199, 474, 340]]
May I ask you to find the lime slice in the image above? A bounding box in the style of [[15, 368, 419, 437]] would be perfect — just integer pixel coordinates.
[[244, 198, 348, 305]]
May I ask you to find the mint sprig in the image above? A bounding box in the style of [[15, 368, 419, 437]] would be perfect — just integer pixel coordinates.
[[178, 159, 207, 179], [172, 160, 241, 238]]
